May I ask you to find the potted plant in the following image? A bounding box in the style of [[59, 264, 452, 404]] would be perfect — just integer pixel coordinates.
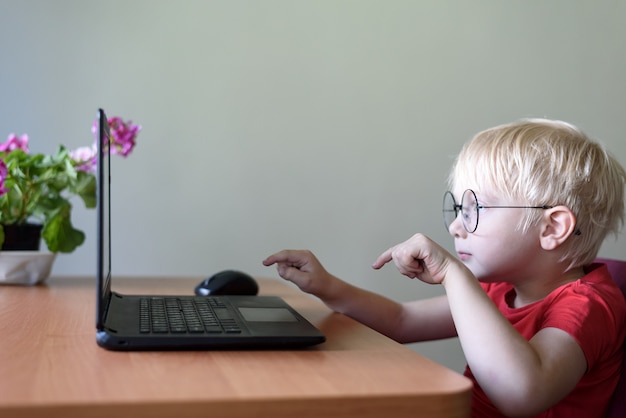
[[0, 115, 141, 253]]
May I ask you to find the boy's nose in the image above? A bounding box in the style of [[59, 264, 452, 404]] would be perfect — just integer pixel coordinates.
[[447, 213, 467, 238]]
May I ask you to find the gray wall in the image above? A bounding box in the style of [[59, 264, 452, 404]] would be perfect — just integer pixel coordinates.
[[1, 1, 625, 372]]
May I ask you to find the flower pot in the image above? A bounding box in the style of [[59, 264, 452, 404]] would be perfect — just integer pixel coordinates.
[[0, 251, 56, 285], [1, 223, 43, 251], [0, 223, 56, 285]]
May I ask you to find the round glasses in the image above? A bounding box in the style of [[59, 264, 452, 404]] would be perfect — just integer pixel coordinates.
[[442, 189, 553, 233]]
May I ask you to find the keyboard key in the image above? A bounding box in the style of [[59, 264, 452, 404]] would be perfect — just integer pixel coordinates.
[[139, 297, 243, 335]]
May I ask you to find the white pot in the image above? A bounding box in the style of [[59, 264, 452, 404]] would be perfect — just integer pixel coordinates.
[[0, 251, 57, 285]]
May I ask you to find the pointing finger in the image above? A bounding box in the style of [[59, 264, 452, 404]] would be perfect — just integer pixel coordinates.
[[372, 248, 393, 270]]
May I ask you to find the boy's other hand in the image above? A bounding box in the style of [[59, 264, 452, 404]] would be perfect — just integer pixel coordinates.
[[263, 250, 334, 297]]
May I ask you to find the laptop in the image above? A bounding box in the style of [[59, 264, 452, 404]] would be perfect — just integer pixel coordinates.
[[95, 108, 326, 350]]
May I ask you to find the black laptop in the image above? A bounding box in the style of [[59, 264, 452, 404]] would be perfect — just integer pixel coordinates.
[[95, 109, 326, 350]]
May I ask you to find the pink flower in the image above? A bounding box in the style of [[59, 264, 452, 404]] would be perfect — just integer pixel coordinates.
[[109, 117, 141, 157], [0, 160, 8, 196], [92, 117, 141, 157], [70, 143, 98, 173], [0, 133, 30, 153]]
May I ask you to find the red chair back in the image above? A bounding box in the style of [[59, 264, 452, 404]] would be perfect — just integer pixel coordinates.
[[596, 258, 626, 418]]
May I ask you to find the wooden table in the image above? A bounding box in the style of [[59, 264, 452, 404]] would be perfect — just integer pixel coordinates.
[[0, 276, 472, 418]]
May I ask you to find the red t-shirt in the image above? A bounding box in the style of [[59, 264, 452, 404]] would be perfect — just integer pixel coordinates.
[[466, 263, 626, 417]]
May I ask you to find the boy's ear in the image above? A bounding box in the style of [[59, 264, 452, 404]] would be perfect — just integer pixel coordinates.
[[539, 206, 578, 250]]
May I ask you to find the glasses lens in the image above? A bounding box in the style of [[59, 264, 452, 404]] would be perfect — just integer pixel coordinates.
[[442, 192, 457, 231], [461, 189, 479, 233]]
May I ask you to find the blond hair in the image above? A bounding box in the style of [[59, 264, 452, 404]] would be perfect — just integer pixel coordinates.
[[449, 118, 626, 268]]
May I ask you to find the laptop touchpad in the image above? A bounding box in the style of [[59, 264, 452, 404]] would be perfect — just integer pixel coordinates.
[[238, 308, 298, 322]]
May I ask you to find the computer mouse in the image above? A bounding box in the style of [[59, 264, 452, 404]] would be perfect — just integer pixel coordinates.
[[194, 270, 259, 296]]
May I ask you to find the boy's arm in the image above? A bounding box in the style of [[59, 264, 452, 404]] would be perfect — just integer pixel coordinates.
[[263, 250, 457, 342], [330, 285, 456, 343], [443, 263, 587, 416], [374, 233, 588, 417]]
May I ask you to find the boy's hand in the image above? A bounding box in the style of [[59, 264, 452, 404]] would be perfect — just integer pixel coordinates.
[[372, 233, 456, 285], [262, 250, 335, 298]]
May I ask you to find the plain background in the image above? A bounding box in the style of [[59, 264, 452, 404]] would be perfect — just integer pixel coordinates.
[[1, 1, 625, 372]]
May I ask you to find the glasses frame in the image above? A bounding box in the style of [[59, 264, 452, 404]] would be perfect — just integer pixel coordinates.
[[443, 189, 553, 233]]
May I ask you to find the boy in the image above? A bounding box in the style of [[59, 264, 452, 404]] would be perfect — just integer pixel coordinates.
[[263, 119, 626, 417]]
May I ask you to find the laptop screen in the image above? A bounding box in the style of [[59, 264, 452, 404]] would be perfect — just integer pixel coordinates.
[[96, 108, 112, 329]]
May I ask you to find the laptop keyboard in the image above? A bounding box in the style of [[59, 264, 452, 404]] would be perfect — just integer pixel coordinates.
[[139, 297, 242, 334]]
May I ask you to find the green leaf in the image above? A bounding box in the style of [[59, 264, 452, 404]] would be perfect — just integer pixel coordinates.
[[73, 172, 97, 208], [41, 204, 85, 253]]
